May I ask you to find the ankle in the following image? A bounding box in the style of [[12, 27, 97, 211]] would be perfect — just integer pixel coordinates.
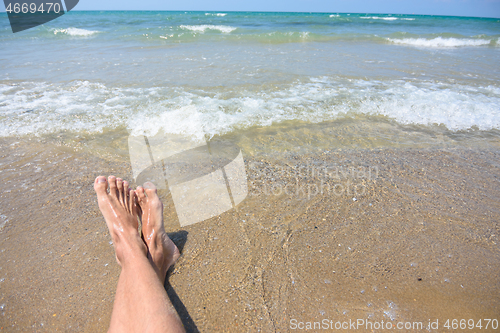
[[113, 233, 148, 266]]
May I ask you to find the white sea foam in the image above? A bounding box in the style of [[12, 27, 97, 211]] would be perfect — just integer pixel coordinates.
[[205, 13, 227, 16], [0, 79, 499, 138], [179, 25, 236, 33], [401, 18, 415, 20], [388, 37, 491, 47], [360, 16, 398, 20], [329, 14, 340, 17], [52, 27, 99, 36]]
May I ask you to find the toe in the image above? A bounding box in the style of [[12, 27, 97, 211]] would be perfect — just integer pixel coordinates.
[[116, 178, 124, 203], [123, 181, 129, 201], [143, 181, 158, 198], [127, 188, 134, 213], [94, 176, 108, 196], [131, 190, 140, 216], [108, 176, 118, 198], [136, 186, 146, 203], [123, 184, 129, 210]]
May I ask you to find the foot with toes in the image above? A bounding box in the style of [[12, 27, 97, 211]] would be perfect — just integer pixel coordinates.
[[136, 181, 181, 282], [94, 176, 180, 281]]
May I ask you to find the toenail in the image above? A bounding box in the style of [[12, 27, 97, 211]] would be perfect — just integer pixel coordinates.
[[98, 178, 106, 183]]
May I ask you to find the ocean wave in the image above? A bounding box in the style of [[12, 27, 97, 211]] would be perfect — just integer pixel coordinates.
[[179, 25, 236, 33], [52, 28, 99, 36], [329, 14, 340, 17], [0, 79, 498, 138], [205, 13, 227, 16], [254, 31, 315, 42], [360, 16, 398, 21], [388, 37, 492, 47]]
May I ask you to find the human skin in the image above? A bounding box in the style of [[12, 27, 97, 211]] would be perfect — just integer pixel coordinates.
[[94, 175, 185, 333]]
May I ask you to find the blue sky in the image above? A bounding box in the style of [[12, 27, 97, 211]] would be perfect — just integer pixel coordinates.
[[74, 0, 500, 18], [2, 0, 500, 17]]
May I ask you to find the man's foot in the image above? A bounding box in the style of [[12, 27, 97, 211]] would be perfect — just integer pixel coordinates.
[[136, 182, 180, 282], [94, 176, 146, 265]]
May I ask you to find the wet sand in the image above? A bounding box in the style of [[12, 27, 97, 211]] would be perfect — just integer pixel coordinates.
[[0, 136, 499, 332]]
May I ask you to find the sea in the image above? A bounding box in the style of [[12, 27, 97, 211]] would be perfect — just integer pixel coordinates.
[[1, 11, 499, 154]]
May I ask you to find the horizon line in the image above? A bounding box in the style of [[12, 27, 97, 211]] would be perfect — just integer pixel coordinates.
[[0, 9, 498, 19]]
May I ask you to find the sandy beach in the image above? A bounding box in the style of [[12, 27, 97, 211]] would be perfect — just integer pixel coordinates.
[[0, 131, 498, 332]]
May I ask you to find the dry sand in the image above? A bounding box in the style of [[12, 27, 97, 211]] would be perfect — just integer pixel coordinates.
[[0, 136, 499, 332]]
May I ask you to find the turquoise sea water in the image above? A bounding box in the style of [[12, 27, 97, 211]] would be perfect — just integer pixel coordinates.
[[0, 11, 499, 147]]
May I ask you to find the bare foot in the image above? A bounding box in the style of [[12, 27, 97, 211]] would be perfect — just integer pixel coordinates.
[[136, 182, 180, 282], [94, 176, 146, 265]]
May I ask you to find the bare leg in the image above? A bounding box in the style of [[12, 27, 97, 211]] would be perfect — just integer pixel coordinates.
[[94, 176, 185, 333]]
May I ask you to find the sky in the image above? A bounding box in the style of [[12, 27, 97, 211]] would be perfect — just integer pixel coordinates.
[[1, 0, 500, 18], [73, 0, 500, 18]]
